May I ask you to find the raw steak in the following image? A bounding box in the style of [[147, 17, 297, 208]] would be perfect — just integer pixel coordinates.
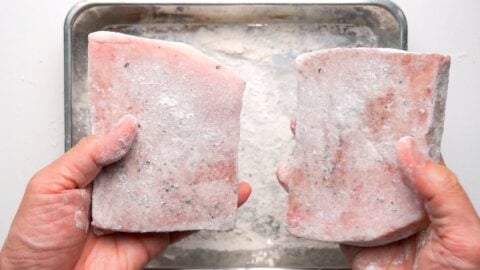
[[287, 48, 450, 246], [88, 31, 245, 233]]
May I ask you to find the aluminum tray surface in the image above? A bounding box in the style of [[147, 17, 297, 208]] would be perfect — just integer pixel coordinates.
[[65, 1, 407, 268]]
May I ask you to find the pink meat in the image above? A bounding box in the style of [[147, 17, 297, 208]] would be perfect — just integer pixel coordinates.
[[288, 48, 450, 246], [88, 31, 245, 233]]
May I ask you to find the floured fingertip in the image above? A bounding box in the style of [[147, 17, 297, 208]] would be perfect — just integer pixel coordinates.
[[396, 136, 428, 174], [95, 114, 138, 165], [237, 182, 252, 207], [276, 162, 293, 192], [74, 189, 91, 233], [290, 117, 297, 136]]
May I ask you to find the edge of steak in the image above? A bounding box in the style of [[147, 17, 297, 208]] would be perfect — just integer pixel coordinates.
[[288, 48, 450, 246]]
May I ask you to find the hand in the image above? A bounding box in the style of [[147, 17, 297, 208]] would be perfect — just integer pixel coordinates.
[[340, 137, 480, 269], [276, 130, 480, 269], [0, 115, 252, 270]]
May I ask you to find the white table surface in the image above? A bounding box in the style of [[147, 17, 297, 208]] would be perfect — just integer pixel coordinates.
[[1, 0, 479, 246]]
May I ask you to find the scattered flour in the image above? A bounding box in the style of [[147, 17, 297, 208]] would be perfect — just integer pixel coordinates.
[[73, 19, 380, 268], [74, 189, 90, 233]]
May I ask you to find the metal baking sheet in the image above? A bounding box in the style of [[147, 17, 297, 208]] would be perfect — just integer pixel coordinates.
[[64, 1, 407, 268]]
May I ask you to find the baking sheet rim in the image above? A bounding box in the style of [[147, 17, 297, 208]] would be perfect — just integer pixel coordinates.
[[63, 0, 408, 150]]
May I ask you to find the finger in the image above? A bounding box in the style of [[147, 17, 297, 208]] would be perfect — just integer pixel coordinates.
[[396, 136, 479, 228], [237, 181, 252, 207], [111, 232, 171, 268], [341, 235, 418, 269], [31, 115, 138, 192], [290, 117, 296, 136], [112, 187, 251, 268], [276, 162, 293, 192]]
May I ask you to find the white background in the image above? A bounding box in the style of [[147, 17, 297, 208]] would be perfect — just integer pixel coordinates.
[[0, 0, 479, 246]]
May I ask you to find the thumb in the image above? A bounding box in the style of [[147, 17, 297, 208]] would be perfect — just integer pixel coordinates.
[[396, 136, 479, 230], [275, 162, 303, 193], [30, 115, 138, 192], [276, 162, 292, 192]]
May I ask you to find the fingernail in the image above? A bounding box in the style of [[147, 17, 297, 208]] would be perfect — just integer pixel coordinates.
[[290, 117, 296, 136], [276, 162, 292, 192], [402, 136, 427, 164], [113, 114, 138, 130], [397, 136, 428, 181], [95, 114, 138, 165]]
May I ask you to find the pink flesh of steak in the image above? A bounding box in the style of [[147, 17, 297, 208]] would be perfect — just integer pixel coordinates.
[[288, 48, 450, 246], [88, 31, 245, 233]]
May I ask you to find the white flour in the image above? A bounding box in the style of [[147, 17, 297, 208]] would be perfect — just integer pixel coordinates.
[[89, 22, 379, 267]]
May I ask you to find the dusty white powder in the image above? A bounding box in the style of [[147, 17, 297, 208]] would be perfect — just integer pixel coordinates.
[[84, 22, 379, 266], [74, 189, 90, 233], [94, 115, 138, 166]]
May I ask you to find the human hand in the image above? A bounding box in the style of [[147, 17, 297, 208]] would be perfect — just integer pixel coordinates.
[[339, 137, 480, 269], [0, 115, 252, 270], [277, 135, 480, 269]]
